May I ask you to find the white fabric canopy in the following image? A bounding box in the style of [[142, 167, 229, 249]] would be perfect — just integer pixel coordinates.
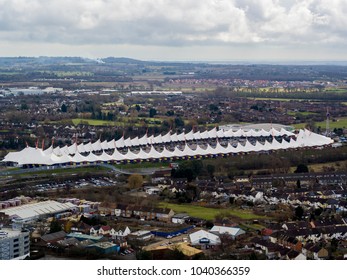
[[3, 129, 333, 166]]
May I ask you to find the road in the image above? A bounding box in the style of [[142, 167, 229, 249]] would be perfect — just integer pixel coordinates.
[[0, 163, 171, 177]]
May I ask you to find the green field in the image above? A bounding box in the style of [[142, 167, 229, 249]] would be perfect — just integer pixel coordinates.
[[294, 117, 347, 130], [71, 117, 164, 127], [40, 71, 93, 77], [293, 123, 307, 129], [158, 202, 267, 221], [249, 97, 294, 102], [72, 118, 116, 126], [288, 111, 318, 116]]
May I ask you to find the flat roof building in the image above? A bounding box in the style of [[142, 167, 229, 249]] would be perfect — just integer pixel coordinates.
[[0, 200, 76, 222], [0, 227, 30, 260]]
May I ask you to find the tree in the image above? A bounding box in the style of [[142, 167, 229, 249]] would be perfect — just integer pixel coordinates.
[[209, 104, 219, 111], [294, 206, 304, 220], [49, 219, 62, 233], [61, 103, 67, 113], [171, 160, 203, 182], [174, 117, 184, 128], [149, 108, 157, 118], [128, 174, 144, 205], [20, 103, 29, 110], [294, 164, 309, 173], [296, 179, 301, 189], [128, 174, 143, 189], [206, 164, 215, 178]]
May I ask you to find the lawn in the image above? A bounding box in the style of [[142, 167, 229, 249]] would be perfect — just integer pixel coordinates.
[[289, 160, 347, 173], [249, 97, 293, 102], [158, 202, 267, 221], [294, 117, 347, 130], [288, 111, 318, 116], [293, 123, 308, 129], [72, 118, 121, 126], [71, 117, 164, 127]]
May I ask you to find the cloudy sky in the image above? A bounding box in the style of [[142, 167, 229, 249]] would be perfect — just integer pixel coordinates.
[[0, 0, 347, 61]]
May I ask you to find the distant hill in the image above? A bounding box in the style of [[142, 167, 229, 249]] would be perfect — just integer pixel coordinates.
[[0, 56, 146, 67], [102, 57, 144, 64]]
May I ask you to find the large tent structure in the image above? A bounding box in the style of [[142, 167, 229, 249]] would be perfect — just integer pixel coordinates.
[[2, 128, 333, 167]]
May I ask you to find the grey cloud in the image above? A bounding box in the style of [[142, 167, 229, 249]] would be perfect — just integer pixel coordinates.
[[0, 0, 346, 49]]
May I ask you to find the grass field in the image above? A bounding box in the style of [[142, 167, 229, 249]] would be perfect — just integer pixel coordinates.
[[71, 117, 165, 127], [288, 111, 318, 116], [294, 160, 347, 173], [158, 202, 267, 221], [72, 119, 116, 126], [293, 123, 307, 129], [249, 97, 294, 102], [294, 117, 347, 130]]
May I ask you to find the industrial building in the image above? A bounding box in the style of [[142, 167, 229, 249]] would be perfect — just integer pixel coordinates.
[[0, 200, 77, 222]]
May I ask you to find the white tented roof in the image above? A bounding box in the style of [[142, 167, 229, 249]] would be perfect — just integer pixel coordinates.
[[170, 133, 179, 142], [138, 134, 149, 146], [2, 128, 333, 166], [100, 140, 109, 150], [68, 143, 77, 155], [91, 139, 102, 151], [185, 130, 194, 141], [115, 136, 125, 148], [147, 146, 163, 159], [193, 131, 202, 140], [162, 131, 172, 143], [83, 142, 93, 153], [107, 139, 116, 149], [207, 127, 217, 138], [71, 151, 88, 163], [131, 136, 140, 147], [77, 143, 86, 154], [111, 148, 126, 161]]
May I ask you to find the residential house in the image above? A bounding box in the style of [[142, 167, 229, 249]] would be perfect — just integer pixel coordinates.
[[99, 225, 111, 236], [286, 250, 306, 260], [90, 226, 101, 236], [132, 206, 174, 222], [172, 213, 190, 224], [114, 204, 132, 218], [155, 208, 175, 222], [111, 227, 131, 240], [144, 187, 161, 195], [70, 221, 92, 234], [277, 235, 302, 252], [252, 238, 283, 259], [302, 243, 329, 260]]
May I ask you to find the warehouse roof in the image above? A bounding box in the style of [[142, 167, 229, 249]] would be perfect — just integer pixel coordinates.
[[0, 200, 76, 221]]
